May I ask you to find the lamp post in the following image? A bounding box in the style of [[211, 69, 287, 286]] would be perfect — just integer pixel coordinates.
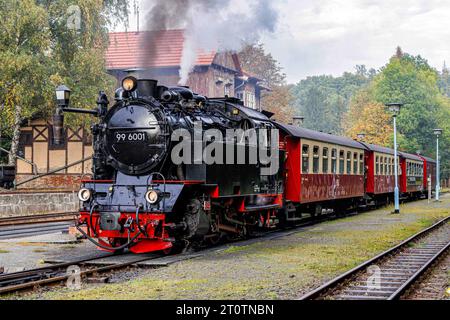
[[433, 128, 443, 201], [53, 85, 71, 145], [386, 103, 403, 214], [55, 85, 71, 109]]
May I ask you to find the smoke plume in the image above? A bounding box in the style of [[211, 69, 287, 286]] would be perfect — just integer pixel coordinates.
[[141, 0, 279, 85]]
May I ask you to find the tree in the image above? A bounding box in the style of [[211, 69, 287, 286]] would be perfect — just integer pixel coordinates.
[[290, 71, 371, 134], [0, 0, 129, 165], [261, 85, 294, 123], [238, 43, 286, 87], [344, 89, 393, 145], [371, 52, 442, 153], [0, 0, 53, 164], [238, 43, 294, 121]]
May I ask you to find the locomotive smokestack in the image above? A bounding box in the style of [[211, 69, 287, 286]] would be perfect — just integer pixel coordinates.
[[137, 79, 158, 98], [52, 113, 65, 145]]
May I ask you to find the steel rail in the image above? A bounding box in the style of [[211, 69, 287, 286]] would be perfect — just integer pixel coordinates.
[[387, 240, 450, 300], [0, 254, 116, 283], [299, 215, 450, 300], [0, 212, 77, 226], [0, 255, 160, 295]]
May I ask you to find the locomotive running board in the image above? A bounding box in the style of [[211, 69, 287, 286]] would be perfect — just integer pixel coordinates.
[[244, 204, 281, 212]]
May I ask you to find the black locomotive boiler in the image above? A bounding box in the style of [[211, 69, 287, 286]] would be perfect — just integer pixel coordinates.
[[54, 77, 284, 253]]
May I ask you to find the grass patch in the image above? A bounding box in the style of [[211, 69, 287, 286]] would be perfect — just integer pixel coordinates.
[[220, 245, 250, 254], [0, 249, 9, 253]]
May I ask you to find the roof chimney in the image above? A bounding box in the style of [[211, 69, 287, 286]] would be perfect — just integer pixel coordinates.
[[292, 116, 304, 127]]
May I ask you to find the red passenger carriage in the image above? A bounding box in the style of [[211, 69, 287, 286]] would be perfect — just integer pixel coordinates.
[[275, 123, 365, 216], [399, 152, 424, 196]]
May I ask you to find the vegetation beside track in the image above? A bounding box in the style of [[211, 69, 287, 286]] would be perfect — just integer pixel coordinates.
[[30, 196, 450, 300]]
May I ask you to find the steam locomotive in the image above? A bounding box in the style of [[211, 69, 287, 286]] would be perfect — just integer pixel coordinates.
[[54, 76, 436, 254], [54, 77, 284, 253]]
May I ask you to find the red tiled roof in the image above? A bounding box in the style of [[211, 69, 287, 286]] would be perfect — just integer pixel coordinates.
[[106, 30, 217, 69]]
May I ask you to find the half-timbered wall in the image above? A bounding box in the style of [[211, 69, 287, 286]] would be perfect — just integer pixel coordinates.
[[16, 119, 93, 189]]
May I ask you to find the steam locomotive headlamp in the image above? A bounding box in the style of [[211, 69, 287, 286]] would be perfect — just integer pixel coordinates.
[[55, 85, 71, 108], [122, 76, 138, 92], [78, 188, 92, 202], [145, 189, 161, 205]]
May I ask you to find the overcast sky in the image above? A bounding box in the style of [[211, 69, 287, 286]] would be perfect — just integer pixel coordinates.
[[118, 0, 450, 84]]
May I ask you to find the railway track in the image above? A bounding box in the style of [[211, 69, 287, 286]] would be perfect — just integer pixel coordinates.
[[300, 216, 450, 300], [0, 221, 74, 240], [0, 253, 164, 295], [0, 212, 77, 227]]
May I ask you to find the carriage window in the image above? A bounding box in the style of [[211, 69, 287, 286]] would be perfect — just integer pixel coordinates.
[[381, 157, 385, 175], [323, 148, 329, 174], [376, 156, 379, 175], [388, 158, 391, 175], [313, 146, 320, 174], [384, 157, 388, 176], [346, 151, 351, 174], [331, 148, 337, 173], [359, 153, 364, 175], [302, 145, 309, 174], [353, 153, 358, 174], [339, 150, 345, 174]]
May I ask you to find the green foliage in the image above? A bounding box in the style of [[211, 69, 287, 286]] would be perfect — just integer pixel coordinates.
[[290, 70, 372, 134]]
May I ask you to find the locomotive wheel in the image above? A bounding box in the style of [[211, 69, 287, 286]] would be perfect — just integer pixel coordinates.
[[162, 241, 186, 255], [205, 233, 221, 245]]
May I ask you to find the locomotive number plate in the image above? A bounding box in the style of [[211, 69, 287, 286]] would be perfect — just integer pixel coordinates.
[[114, 131, 147, 143]]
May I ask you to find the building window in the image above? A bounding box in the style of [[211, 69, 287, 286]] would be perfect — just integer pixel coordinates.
[[331, 148, 337, 173], [244, 91, 256, 109], [313, 146, 320, 174], [224, 84, 232, 97], [323, 148, 329, 174], [302, 144, 309, 174]]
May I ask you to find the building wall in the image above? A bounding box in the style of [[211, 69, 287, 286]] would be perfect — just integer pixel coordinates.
[[17, 119, 92, 190], [0, 191, 78, 217]]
